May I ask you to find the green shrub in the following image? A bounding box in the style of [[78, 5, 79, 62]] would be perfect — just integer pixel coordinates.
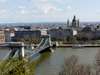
[[0, 58, 36, 75]]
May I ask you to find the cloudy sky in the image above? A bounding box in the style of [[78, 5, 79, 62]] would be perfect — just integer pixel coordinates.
[[0, 0, 100, 23]]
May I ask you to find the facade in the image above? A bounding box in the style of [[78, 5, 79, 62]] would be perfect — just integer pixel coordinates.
[[12, 30, 41, 44], [76, 26, 95, 41], [0, 30, 5, 43], [77, 31, 95, 41], [47, 28, 73, 41], [4, 27, 17, 42], [94, 30, 100, 39], [4, 30, 12, 42]]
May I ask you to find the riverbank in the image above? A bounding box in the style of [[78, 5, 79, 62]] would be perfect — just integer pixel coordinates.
[[56, 43, 100, 48]]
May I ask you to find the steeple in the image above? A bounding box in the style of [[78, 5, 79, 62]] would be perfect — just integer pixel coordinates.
[[77, 19, 80, 27], [72, 15, 77, 27], [67, 19, 70, 27]]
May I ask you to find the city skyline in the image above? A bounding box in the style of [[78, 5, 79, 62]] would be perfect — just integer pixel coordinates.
[[0, 0, 100, 23]]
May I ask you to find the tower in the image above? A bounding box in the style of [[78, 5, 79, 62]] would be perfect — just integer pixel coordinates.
[[76, 19, 80, 27], [72, 15, 77, 27], [67, 19, 70, 27]]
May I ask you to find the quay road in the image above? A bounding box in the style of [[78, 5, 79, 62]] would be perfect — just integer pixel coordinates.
[[56, 43, 100, 47]]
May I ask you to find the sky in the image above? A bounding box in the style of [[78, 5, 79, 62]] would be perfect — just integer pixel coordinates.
[[0, 0, 100, 23]]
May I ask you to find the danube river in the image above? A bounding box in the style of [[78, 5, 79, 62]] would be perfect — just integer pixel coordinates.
[[35, 48, 99, 75], [0, 48, 99, 75]]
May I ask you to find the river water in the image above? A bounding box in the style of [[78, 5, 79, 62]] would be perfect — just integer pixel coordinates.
[[35, 48, 100, 75], [0, 47, 99, 75]]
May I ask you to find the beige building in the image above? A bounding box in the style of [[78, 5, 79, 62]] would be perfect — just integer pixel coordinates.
[[0, 30, 5, 43]]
